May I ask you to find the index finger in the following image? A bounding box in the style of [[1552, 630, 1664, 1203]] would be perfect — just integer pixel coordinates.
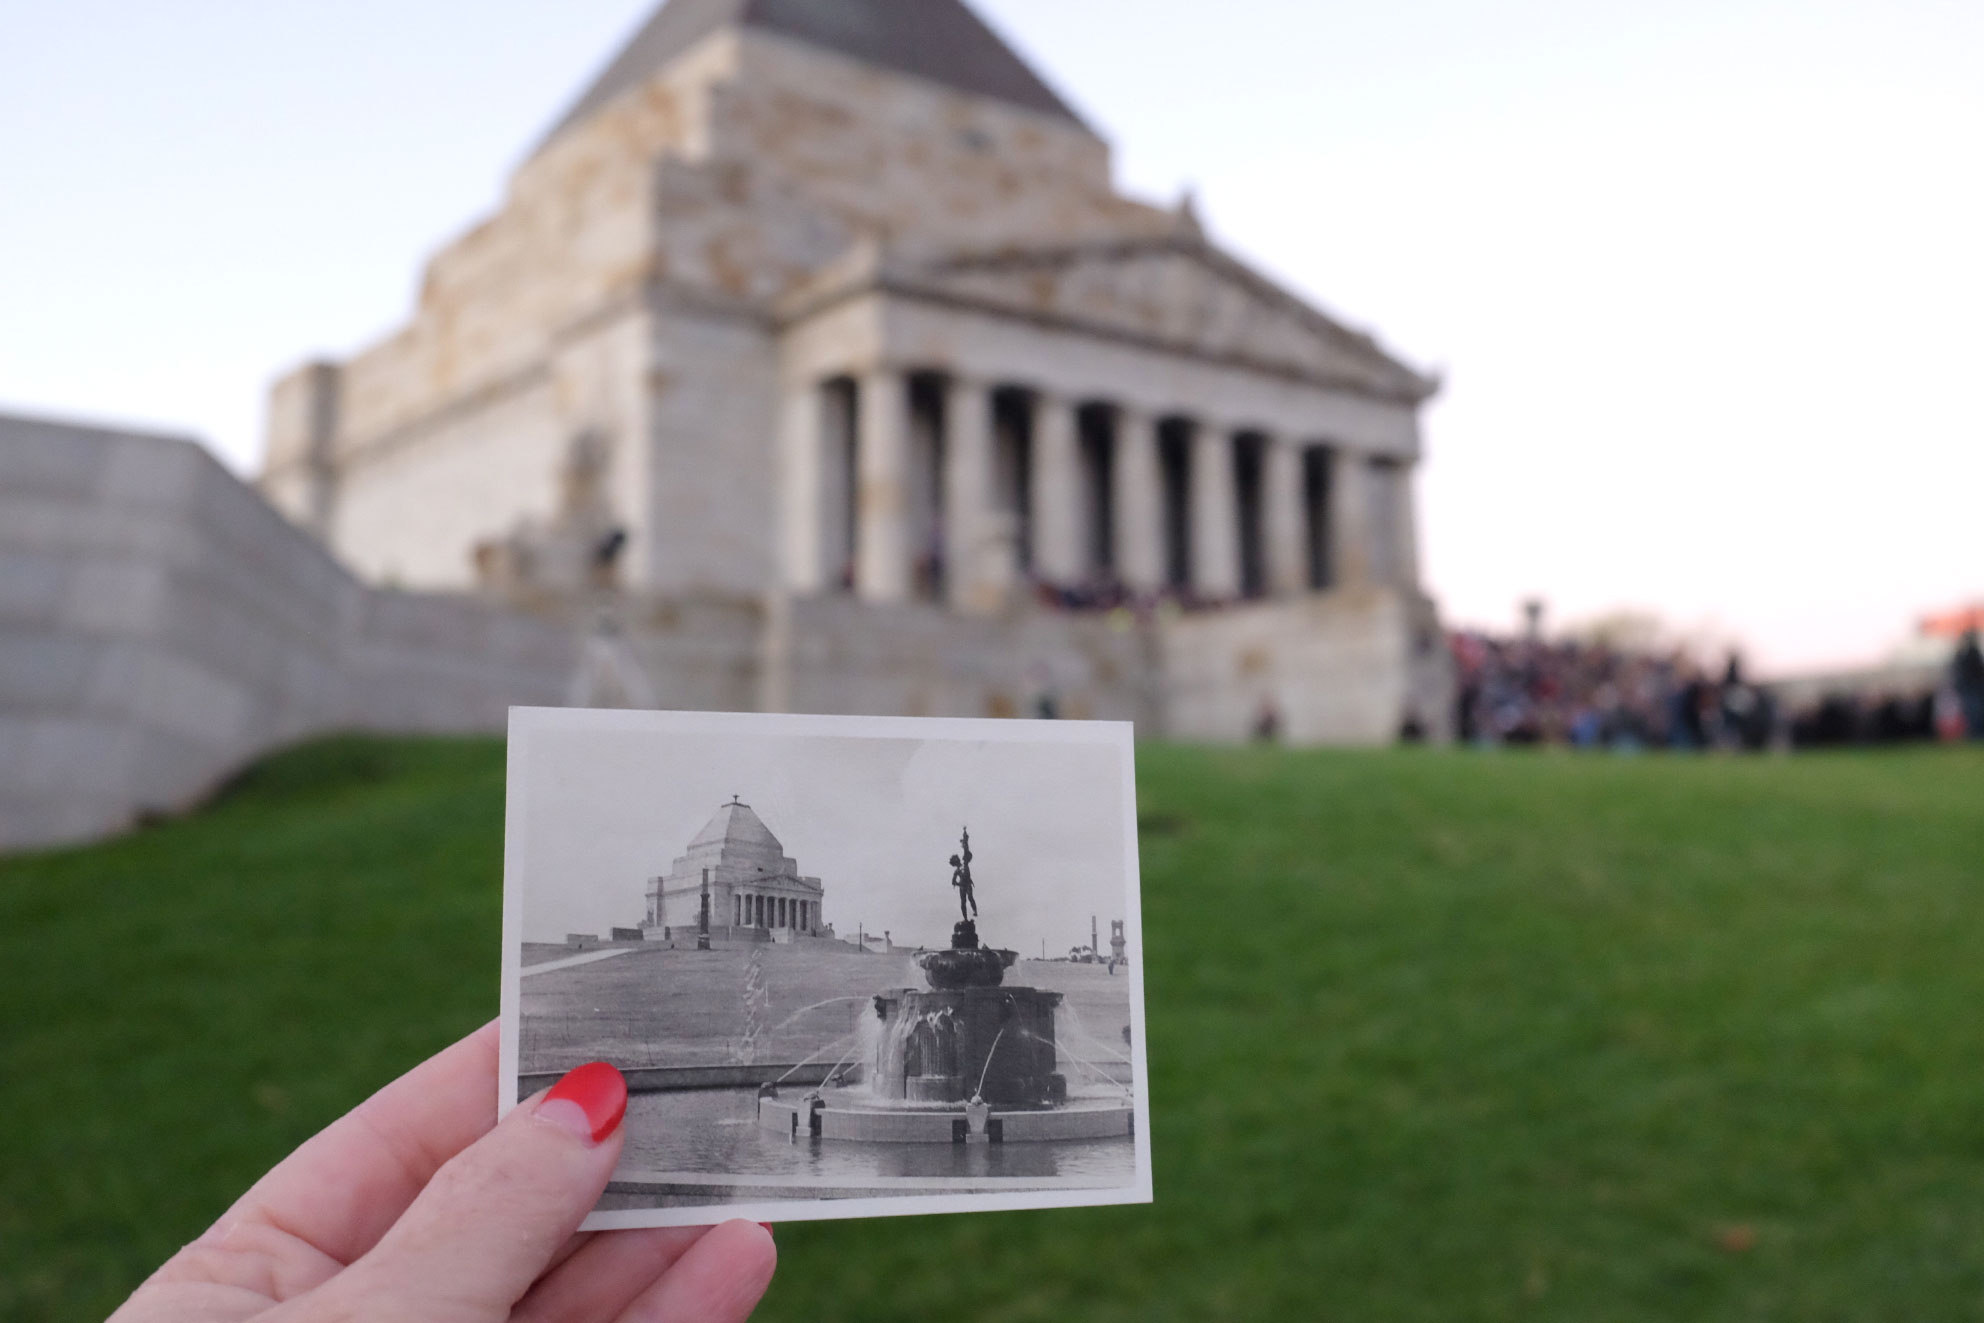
[[206, 1020, 501, 1267]]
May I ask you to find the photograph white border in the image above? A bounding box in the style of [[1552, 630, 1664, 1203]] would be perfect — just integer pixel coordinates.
[[498, 705, 1155, 1229]]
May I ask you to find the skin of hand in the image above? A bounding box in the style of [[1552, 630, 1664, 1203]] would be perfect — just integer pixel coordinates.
[[109, 1022, 777, 1323]]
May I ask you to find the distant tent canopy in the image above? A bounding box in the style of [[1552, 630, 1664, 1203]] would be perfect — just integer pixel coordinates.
[[1920, 605, 1984, 639]]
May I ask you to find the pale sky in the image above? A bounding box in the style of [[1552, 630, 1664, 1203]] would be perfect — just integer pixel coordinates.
[[2, 0, 1978, 671]]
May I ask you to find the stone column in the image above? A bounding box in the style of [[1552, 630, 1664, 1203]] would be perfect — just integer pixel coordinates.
[[943, 375, 1013, 613], [1391, 459, 1421, 588], [776, 382, 825, 593], [1264, 434, 1306, 596], [1112, 404, 1163, 593], [855, 366, 910, 602], [1190, 421, 1240, 598], [1031, 392, 1083, 584], [1331, 448, 1373, 588]]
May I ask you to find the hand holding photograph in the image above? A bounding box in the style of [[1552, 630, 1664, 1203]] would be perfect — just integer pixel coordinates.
[[498, 708, 1153, 1229]]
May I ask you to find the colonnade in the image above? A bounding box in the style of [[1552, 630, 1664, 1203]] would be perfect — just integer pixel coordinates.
[[736, 891, 815, 933], [781, 366, 1418, 611]]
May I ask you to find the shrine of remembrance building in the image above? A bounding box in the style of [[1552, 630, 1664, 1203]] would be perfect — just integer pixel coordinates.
[[259, 0, 1454, 742]]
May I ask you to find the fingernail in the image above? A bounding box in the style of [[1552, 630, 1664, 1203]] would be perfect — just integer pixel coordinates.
[[537, 1061, 627, 1145], [759, 1222, 775, 1238]]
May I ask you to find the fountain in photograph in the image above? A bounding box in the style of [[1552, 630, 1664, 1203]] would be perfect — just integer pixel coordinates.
[[758, 827, 1135, 1144]]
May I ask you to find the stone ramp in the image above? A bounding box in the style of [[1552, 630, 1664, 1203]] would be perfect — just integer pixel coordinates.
[[0, 411, 578, 851]]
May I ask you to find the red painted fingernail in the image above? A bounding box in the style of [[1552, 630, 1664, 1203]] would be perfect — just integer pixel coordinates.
[[538, 1062, 626, 1145], [759, 1223, 775, 1237]]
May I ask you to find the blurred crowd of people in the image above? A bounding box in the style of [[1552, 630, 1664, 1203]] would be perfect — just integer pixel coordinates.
[[1452, 632, 1775, 750], [1776, 628, 1984, 747], [1452, 628, 1984, 751]]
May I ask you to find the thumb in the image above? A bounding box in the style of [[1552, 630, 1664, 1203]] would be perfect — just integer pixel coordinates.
[[332, 1061, 628, 1319]]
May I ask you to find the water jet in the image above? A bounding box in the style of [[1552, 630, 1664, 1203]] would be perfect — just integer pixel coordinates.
[[758, 828, 1134, 1145]]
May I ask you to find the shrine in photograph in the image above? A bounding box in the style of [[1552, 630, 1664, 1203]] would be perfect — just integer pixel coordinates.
[[642, 796, 826, 941]]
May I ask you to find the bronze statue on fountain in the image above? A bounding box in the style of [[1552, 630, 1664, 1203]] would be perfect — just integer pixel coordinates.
[[916, 827, 1019, 990]]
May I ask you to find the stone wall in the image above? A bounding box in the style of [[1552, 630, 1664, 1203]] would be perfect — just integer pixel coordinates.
[[759, 589, 1438, 743], [1158, 590, 1453, 744], [652, 29, 1158, 304], [646, 304, 781, 595], [610, 595, 764, 713], [308, 307, 654, 591], [768, 594, 1158, 725], [0, 414, 578, 851]]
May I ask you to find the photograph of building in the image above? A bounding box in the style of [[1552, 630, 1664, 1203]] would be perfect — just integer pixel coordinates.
[[503, 707, 1150, 1225]]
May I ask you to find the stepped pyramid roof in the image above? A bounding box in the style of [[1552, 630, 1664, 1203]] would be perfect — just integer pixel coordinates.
[[540, 0, 1086, 149], [663, 796, 820, 897], [684, 795, 785, 857]]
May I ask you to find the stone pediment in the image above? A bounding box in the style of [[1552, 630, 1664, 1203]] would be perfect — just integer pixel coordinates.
[[856, 235, 1436, 402]]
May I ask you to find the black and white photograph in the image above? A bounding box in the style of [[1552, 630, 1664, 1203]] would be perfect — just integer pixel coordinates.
[[499, 707, 1152, 1229]]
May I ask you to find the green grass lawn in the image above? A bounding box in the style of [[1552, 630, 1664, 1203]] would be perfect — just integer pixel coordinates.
[[6, 736, 1984, 1322]]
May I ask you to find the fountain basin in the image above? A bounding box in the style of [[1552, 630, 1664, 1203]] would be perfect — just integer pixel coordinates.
[[749, 978, 1139, 1145], [871, 985, 1065, 1106], [913, 945, 1017, 989], [758, 1094, 1134, 1144]]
